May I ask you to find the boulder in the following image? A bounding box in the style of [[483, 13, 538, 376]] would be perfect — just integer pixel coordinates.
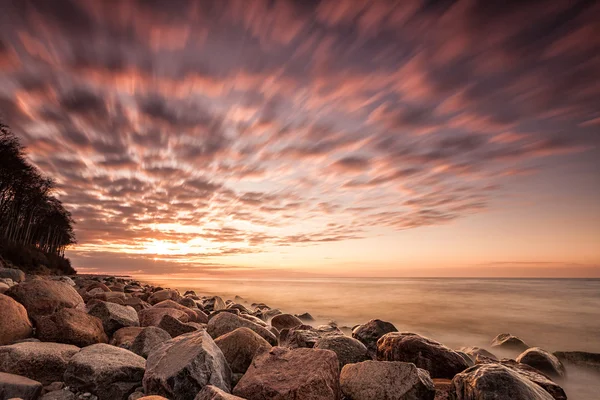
[[88, 302, 140, 335], [459, 347, 498, 362], [64, 344, 146, 400], [452, 363, 553, 400], [143, 330, 232, 400], [36, 308, 108, 347], [138, 308, 188, 327], [136, 397, 168, 400], [152, 300, 197, 321], [0, 281, 10, 294], [554, 351, 600, 372], [433, 379, 454, 400], [157, 314, 199, 337], [352, 319, 398, 356], [6, 280, 84, 318], [0, 371, 42, 400], [377, 332, 470, 379], [111, 327, 145, 349], [456, 351, 475, 367], [195, 385, 245, 400], [477, 358, 566, 400], [147, 290, 181, 305], [296, 312, 315, 322], [516, 347, 566, 379], [0, 342, 79, 385], [203, 296, 226, 312], [207, 312, 277, 346], [234, 347, 340, 399], [340, 360, 435, 400], [214, 327, 272, 374], [279, 324, 344, 349], [122, 298, 151, 313], [314, 335, 370, 369], [270, 314, 303, 331], [0, 294, 33, 345], [491, 333, 529, 352], [0, 268, 25, 282], [130, 327, 171, 359]]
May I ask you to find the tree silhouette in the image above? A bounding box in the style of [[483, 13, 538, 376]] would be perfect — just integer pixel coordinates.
[[0, 122, 76, 261]]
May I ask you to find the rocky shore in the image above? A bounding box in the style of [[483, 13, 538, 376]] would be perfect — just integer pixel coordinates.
[[0, 268, 598, 400]]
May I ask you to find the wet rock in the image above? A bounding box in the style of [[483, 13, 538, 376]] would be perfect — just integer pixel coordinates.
[[0, 267, 25, 283], [452, 363, 554, 400], [0, 294, 33, 345], [459, 347, 498, 362], [157, 314, 200, 337], [233, 346, 340, 400], [516, 348, 566, 379], [111, 327, 145, 350], [352, 319, 398, 356], [207, 312, 277, 346], [143, 330, 231, 400], [554, 351, 600, 372], [6, 280, 84, 318], [0, 371, 42, 400], [214, 327, 272, 374], [296, 312, 315, 322], [138, 308, 188, 327], [130, 327, 171, 359], [88, 302, 140, 336], [147, 289, 181, 305], [477, 358, 566, 400], [0, 342, 79, 385], [195, 385, 245, 400], [36, 308, 108, 347], [64, 344, 146, 400], [491, 333, 529, 352], [270, 314, 303, 331], [279, 324, 344, 349], [340, 360, 435, 400], [377, 332, 470, 379], [456, 351, 475, 367], [314, 335, 370, 369]]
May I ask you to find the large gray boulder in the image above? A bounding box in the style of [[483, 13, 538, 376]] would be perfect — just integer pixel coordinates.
[[352, 319, 398, 356], [233, 346, 340, 400], [64, 343, 146, 400], [0, 371, 42, 400], [143, 330, 232, 400], [377, 332, 470, 379], [195, 385, 245, 400], [214, 327, 272, 374], [207, 312, 277, 346], [0, 342, 79, 384], [314, 335, 370, 369], [340, 360, 435, 400], [452, 363, 554, 400], [138, 308, 189, 327], [0, 267, 25, 282], [516, 347, 566, 379], [0, 293, 33, 345], [491, 333, 529, 352], [88, 302, 140, 335], [6, 280, 84, 318], [36, 308, 108, 347], [130, 327, 172, 358]]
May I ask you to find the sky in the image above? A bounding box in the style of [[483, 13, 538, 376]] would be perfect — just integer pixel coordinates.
[[0, 0, 599, 278]]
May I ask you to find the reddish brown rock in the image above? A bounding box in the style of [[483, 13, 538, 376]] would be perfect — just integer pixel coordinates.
[[270, 314, 303, 331], [148, 289, 181, 305], [6, 280, 84, 318], [36, 308, 108, 347], [352, 319, 398, 356], [0, 371, 43, 400], [195, 385, 245, 400], [0, 293, 33, 345], [233, 347, 340, 400], [88, 302, 140, 335], [138, 308, 189, 327], [207, 312, 277, 346], [111, 327, 145, 349], [377, 332, 470, 379], [491, 333, 529, 352], [516, 347, 566, 379], [214, 327, 272, 374]]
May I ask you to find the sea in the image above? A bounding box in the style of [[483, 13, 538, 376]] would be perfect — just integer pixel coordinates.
[[148, 277, 600, 399]]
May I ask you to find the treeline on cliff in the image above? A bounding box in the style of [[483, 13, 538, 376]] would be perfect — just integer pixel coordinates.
[[0, 122, 76, 274]]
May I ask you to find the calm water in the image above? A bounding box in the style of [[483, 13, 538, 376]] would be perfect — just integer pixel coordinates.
[[149, 277, 600, 399]]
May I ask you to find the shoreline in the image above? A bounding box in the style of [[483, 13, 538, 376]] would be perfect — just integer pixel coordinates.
[[0, 271, 597, 400]]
